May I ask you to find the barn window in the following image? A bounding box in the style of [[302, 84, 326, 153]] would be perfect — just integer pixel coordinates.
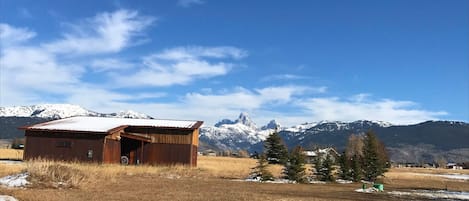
[[87, 150, 93, 159], [56, 141, 72, 148]]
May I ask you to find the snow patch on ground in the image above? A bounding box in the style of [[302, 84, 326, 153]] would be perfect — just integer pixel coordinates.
[[0, 173, 29, 187], [355, 187, 380, 193], [414, 173, 469, 181], [309, 180, 326, 184], [240, 178, 295, 184], [0, 195, 18, 201], [0, 160, 23, 165], [336, 179, 353, 184], [388, 190, 469, 200]]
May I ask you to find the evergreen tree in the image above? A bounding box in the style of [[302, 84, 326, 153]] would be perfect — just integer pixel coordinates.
[[362, 130, 389, 182], [250, 154, 274, 182], [283, 146, 307, 183], [264, 131, 288, 164], [338, 151, 351, 180], [312, 154, 322, 180], [318, 154, 335, 182], [350, 154, 362, 182]]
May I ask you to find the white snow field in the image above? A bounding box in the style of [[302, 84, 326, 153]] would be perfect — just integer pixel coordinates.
[[388, 190, 469, 200]]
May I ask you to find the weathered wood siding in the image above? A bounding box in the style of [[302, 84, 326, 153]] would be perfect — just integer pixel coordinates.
[[24, 130, 105, 162], [103, 138, 121, 163], [143, 143, 192, 165]]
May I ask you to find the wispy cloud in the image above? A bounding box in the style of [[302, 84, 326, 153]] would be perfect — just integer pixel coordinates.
[[297, 95, 447, 125], [177, 0, 205, 8], [156, 46, 247, 60], [90, 58, 134, 72], [44, 9, 155, 55], [111, 46, 246, 87], [0, 23, 36, 46]]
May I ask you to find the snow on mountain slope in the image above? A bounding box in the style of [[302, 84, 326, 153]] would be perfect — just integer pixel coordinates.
[[0, 104, 152, 119], [199, 113, 277, 150], [200, 116, 394, 151]]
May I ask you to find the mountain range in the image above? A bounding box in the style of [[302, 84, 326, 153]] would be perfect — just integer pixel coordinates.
[[1, 104, 468, 163]]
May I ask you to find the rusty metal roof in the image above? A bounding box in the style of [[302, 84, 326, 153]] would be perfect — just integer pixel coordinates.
[[21, 116, 203, 133]]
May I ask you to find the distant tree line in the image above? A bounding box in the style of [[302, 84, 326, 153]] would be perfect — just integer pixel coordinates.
[[252, 130, 390, 183]]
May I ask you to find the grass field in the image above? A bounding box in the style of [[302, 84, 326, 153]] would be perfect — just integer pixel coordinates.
[[0, 154, 468, 201], [0, 148, 23, 160]]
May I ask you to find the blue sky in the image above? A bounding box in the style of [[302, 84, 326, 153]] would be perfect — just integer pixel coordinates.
[[1, 0, 467, 126]]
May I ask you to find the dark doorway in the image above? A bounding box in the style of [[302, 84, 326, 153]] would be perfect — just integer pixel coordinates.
[[121, 137, 142, 165]]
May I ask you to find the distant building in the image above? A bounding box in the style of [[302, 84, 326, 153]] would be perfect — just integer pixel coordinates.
[[446, 163, 463, 170], [202, 149, 217, 156], [21, 116, 203, 166], [303, 147, 339, 164]]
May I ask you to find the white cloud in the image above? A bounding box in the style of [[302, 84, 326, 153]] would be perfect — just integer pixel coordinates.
[[90, 58, 134, 72], [44, 9, 155, 55], [156, 46, 247, 60], [297, 96, 447, 125], [177, 0, 205, 7], [0, 23, 36, 46], [112, 46, 245, 87], [184, 85, 312, 111], [255, 86, 325, 103], [1, 46, 82, 88]]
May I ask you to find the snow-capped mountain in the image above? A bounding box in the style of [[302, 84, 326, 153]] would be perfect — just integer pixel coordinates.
[[261, 120, 281, 130], [200, 113, 278, 150], [0, 104, 152, 119], [213, 113, 258, 130], [200, 115, 395, 151]]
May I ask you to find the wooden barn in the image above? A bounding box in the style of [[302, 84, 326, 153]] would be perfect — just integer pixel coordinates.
[[21, 116, 203, 166]]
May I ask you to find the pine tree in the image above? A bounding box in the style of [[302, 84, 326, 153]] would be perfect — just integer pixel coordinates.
[[318, 154, 335, 182], [362, 130, 388, 182], [250, 154, 274, 182], [313, 154, 322, 180], [264, 131, 288, 164], [338, 151, 351, 180], [350, 154, 362, 182], [283, 146, 307, 183]]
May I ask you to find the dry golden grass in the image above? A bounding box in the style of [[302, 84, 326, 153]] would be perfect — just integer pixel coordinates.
[[197, 156, 284, 178], [0, 156, 468, 201], [0, 149, 23, 160], [0, 163, 24, 178], [383, 167, 469, 192]]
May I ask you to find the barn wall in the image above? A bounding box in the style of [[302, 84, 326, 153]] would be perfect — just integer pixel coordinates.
[[24, 130, 105, 163], [143, 143, 193, 166], [103, 138, 121, 163], [191, 129, 199, 146], [191, 145, 198, 166], [125, 127, 193, 144]]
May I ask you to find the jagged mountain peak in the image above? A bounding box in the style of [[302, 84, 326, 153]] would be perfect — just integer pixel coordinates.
[[261, 119, 281, 130], [213, 112, 258, 129], [235, 112, 257, 129]]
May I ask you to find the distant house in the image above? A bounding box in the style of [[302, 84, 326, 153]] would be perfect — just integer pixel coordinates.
[[21, 116, 203, 166], [303, 147, 339, 164], [202, 149, 217, 156], [446, 163, 463, 170]]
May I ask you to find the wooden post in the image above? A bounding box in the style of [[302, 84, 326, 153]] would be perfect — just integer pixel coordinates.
[[141, 140, 144, 164]]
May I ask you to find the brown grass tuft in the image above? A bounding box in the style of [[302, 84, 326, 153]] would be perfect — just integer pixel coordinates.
[[26, 159, 86, 188]]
